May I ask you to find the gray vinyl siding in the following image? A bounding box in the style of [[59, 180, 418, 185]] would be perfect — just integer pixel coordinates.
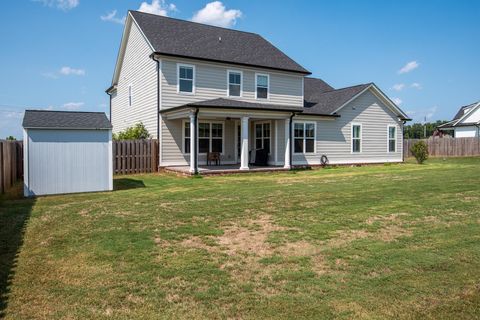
[[293, 90, 404, 165], [111, 22, 157, 138], [160, 118, 237, 166], [160, 57, 303, 110], [25, 129, 112, 196]]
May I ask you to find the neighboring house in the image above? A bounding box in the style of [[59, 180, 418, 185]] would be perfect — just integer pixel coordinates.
[[107, 11, 410, 173], [438, 101, 480, 137]]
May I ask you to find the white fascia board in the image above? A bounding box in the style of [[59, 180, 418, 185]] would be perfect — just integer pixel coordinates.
[[453, 102, 480, 126], [331, 84, 410, 120], [111, 12, 155, 86]]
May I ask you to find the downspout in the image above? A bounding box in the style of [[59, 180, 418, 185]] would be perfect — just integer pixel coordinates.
[[289, 112, 295, 168], [194, 108, 199, 174], [109, 94, 112, 123], [151, 55, 160, 140], [402, 120, 407, 162]]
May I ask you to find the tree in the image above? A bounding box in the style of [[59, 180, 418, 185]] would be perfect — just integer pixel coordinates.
[[113, 123, 150, 140], [5, 136, 16, 140]]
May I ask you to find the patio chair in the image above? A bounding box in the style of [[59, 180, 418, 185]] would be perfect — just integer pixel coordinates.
[[207, 152, 221, 166], [253, 149, 268, 166]]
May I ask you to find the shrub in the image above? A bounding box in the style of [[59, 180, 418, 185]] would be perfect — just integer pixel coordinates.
[[410, 141, 429, 164], [113, 123, 150, 140]]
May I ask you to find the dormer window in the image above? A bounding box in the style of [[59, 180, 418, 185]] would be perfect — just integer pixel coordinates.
[[178, 64, 195, 94], [228, 70, 242, 97], [256, 74, 269, 99]]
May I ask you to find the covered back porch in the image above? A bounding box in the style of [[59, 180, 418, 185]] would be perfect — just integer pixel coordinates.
[[159, 100, 300, 174]]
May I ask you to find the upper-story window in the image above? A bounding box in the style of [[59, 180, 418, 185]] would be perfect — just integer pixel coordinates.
[[178, 64, 195, 94], [228, 70, 242, 97], [256, 74, 269, 99]]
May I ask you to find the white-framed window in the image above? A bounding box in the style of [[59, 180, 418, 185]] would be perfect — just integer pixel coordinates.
[[177, 64, 195, 94], [255, 73, 269, 99], [128, 84, 132, 106], [351, 123, 362, 153], [294, 122, 316, 154], [227, 70, 242, 97], [254, 121, 271, 154], [183, 120, 224, 154], [388, 125, 397, 152]]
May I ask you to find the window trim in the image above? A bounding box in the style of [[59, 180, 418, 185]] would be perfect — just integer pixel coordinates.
[[387, 124, 397, 153], [254, 120, 272, 155], [351, 123, 362, 154], [255, 73, 269, 100], [177, 63, 195, 95], [227, 69, 243, 97], [182, 119, 225, 155], [293, 121, 317, 154], [128, 84, 132, 107]]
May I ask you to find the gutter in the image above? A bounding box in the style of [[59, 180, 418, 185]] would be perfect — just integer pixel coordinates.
[[159, 104, 334, 116], [150, 52, 312, 76]]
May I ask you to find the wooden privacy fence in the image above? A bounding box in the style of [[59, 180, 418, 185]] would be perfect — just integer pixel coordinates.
[[113, 139, 158, 174], [0, 140, 23, 194], [404, 137, 480, 157]]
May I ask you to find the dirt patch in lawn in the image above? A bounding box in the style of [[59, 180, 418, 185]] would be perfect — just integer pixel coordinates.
[[216, 215, 288, 256]]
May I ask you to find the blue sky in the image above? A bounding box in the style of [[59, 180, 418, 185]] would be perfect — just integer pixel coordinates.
[[1, 0, 479, 139]]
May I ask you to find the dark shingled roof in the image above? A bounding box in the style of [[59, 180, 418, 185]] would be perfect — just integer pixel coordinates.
[[130, 10, 310, 75], [161, 98, 305, 113], [303, 81, 371, 115], [453, 102, 477, 121], [23, 110, 112, 129]]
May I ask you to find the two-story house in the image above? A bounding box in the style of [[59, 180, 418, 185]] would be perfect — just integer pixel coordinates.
[[106, 11, 410, 174]]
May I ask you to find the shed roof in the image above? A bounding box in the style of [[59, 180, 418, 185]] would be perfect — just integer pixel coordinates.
[[23, 110, 112, 130]]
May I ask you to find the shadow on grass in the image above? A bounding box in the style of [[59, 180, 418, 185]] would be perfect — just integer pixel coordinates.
[[0, 183, 35, 318], [114, 178, 146, 191]]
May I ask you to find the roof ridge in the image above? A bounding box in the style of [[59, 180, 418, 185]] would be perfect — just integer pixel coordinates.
[[129, 10, 260, 36], [25, 109, 105, 114], [321, 83, 371, 94]]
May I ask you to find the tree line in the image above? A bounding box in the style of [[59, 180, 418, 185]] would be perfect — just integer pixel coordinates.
[[403, 120, 453, 139]]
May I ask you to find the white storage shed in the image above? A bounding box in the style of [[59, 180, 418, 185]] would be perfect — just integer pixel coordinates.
[[22, 110, 113, 196]]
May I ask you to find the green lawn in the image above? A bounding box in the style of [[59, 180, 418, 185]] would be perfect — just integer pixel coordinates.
[[1, 158, 480, 319]]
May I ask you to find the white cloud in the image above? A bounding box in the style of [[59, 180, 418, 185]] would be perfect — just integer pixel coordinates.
[[392, 97, 403, 105], [411, 82, 422, 89], [62, 102, 84, 111], [59, 66, 85, 76], [392, 83, 405, 91], [101, 10, 126, 24], [192, 1, 242, 27], [35, 0, 79, 11], [398, 61, 419, 74], [138, 0, 177, 16], [42, 72, 59, 79]]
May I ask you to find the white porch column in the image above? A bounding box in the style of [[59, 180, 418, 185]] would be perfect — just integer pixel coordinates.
[[284, 118, 291, 169], [189, 113, 196, 173], [240, 116, 249, 170]]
